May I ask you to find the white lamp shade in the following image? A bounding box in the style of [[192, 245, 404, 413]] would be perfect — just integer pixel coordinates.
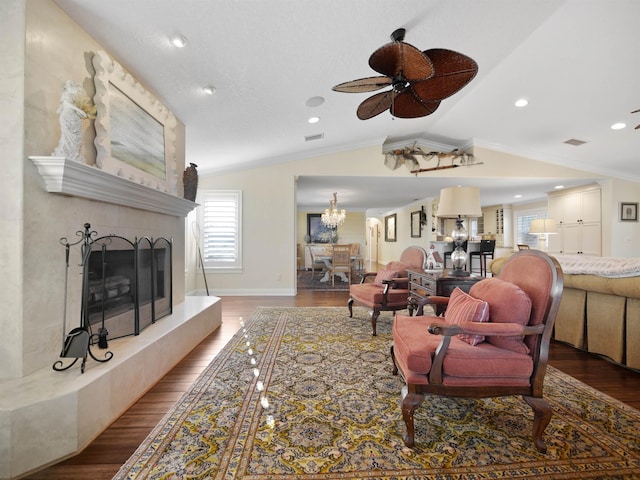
[[436, 186, 482, 218], [529, 218, 557, 234]]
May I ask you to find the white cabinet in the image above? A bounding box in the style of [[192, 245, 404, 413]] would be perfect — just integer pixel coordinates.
[[547, 186, 601, 255], [480, 205, 512, 247]]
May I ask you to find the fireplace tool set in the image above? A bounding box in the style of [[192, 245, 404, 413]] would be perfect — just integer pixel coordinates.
[[53, 223, 113, 374]]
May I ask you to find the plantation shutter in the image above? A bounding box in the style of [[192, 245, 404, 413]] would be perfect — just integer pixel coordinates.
[[201, 190, 242, 270]]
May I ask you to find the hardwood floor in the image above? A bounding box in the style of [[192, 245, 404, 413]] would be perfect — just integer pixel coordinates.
[[24, 290, 640, 479]]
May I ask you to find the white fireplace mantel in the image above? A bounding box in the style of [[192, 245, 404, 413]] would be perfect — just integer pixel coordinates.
[[29, 156, 196, 217]]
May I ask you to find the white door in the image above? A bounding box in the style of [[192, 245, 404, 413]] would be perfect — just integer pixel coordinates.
[[367, 220, 379, 269]]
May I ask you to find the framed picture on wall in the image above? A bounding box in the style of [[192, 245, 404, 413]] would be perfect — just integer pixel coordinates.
[[385, 214, 397, 242], [92, 50, 178, 194], [620, 202, 639, 222], [411, 211, 422, 238], [307, 213, 337, 243]]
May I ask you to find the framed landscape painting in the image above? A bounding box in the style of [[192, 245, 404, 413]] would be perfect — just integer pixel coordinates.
[[92, 50, 178, 194], [307, 214, 337, 243]]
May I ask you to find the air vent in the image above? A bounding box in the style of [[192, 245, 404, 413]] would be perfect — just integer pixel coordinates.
[[305, 133, 324, 142], [564, 138, 587, 146]]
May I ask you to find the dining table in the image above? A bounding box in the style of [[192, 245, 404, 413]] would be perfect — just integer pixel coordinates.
[[314, 253, 361, 283]]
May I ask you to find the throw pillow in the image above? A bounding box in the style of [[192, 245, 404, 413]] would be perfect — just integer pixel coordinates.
[[373, 269, 399, 286], [469, 278, 532, 354], [444, 287, 490, 346]]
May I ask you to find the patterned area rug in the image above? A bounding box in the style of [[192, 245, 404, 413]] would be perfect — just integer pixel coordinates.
[[115, 307, 640, 479], [297, 269, 360, 291]]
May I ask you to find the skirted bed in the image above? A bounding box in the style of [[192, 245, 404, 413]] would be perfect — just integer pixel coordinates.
[[490, 254, 640, 371]]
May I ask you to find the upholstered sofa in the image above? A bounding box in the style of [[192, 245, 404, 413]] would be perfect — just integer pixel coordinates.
[[489, 254, 640, 371]]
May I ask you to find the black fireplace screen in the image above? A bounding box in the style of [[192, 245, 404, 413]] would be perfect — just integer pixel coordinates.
[[86, 234, 172, 340]]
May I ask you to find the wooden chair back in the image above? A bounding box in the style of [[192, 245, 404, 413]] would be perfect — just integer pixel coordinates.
[[331, 244, 352, 287]]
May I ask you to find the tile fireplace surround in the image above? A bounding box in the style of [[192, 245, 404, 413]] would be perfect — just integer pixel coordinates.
[[0, 158, 221, 480]]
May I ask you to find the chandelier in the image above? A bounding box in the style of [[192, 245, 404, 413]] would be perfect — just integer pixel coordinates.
[[321, 192, 346, 228]]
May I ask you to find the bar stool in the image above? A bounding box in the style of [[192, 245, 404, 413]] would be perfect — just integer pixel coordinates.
[[469, 239, 496, 277]]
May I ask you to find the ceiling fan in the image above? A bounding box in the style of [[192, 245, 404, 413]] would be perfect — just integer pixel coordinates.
[[332, 28, 478, 120]]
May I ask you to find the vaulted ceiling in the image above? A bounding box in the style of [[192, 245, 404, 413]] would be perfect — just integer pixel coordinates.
[[54, 0, 640, 210]]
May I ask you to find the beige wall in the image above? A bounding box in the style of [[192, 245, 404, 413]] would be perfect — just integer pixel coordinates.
[[0, 0, 187, 379], [1, 0, 26, 382], [194, 144, 632, 295], [602, 178, 640, 257]]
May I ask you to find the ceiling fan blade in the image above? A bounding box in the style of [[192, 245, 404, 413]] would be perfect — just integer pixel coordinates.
[[411, 49, 479, 101], [369, 41, 434, 81], [356, 91, 394, 120], [332, 76, 392, 93], [391, 91, 441, 118]]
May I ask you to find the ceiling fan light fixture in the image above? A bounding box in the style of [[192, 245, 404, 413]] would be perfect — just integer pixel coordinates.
[[308, 116, 320, 124], [611, 122, 626, 130], [391, 28, 406, 42], [332, 29, 478, 120]]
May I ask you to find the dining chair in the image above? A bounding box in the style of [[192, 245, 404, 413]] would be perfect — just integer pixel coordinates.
[[309, 245, 329, 279], [329, 244, 352, 287], [350, 242, 364, 272]]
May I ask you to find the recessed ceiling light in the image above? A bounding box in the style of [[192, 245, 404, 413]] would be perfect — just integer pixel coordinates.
[[308, 116, 320, 124], [554, 185, 564, 189], [514, 194, 522, 199], [203, 85, 216, 95], [170, 34, 187, 48], [515, 98, 528, 107], [611, 122, 626, 130]]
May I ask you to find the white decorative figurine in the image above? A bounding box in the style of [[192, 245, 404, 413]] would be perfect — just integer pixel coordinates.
[[52, 80, 96, 163]]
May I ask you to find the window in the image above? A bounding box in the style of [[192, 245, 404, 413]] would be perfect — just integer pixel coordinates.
[[515, 209, 547, 248], [199, 190, 242, 271]]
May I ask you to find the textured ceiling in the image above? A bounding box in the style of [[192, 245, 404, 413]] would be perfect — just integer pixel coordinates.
[[54, 0, 640, 210]]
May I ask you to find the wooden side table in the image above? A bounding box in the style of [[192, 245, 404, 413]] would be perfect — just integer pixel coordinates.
[[407, 269, 481, 315]]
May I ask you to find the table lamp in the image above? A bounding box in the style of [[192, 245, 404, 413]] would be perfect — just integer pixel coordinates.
[[437, 186, 482, 276], [529, 218, 557, 251]]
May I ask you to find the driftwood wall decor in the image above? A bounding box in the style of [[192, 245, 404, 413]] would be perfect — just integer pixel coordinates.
[[383, 145, 482, 174]]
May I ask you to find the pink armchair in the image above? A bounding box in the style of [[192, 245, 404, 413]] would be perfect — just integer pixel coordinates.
[[390, 250, 563, 453], [348, 246, 427, 336]]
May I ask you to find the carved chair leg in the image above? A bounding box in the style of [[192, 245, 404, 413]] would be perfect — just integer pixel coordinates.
[[401, 385, 424, 448], [390, 344, 398, 375], [348, 297, 354, 318], [370, 310, 380, 336], [524, 395, 552, 453]]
